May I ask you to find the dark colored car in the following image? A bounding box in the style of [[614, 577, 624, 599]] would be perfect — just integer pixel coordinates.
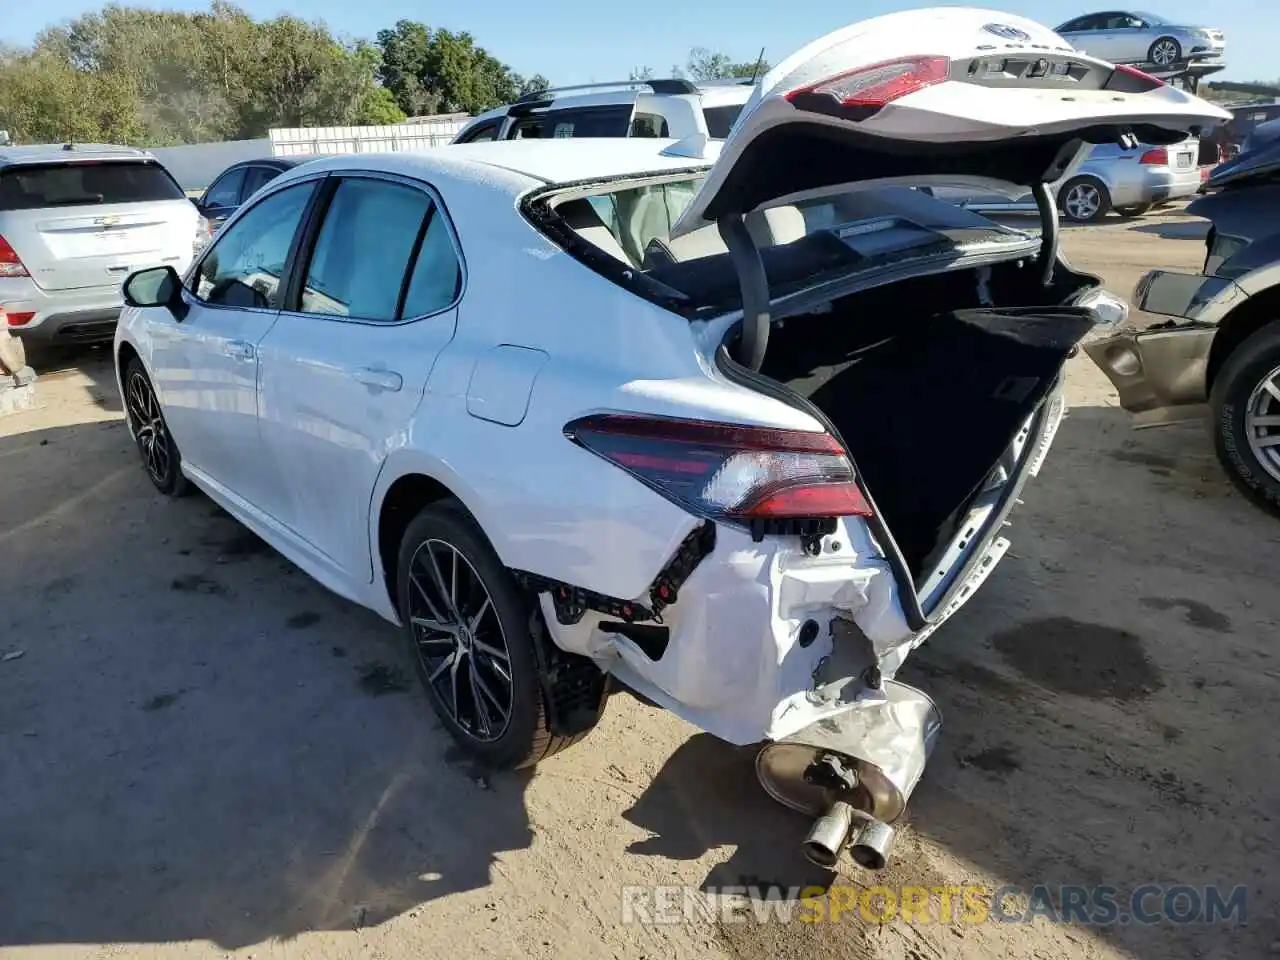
[[1086, 139, 1280, 514], [195, 157, 315, 234]]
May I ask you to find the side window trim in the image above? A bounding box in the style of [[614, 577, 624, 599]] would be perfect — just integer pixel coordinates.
[[185, 174, 328, 314], [279, 170, 467, 326]]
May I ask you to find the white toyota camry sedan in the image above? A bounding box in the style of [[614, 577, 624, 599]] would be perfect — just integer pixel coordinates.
[[115, 7, 1225, 865]]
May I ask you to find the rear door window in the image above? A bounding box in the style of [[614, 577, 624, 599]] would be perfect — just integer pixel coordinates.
[[203, 169, 245, 208], [0, 161, 185, 211], [703, 105, 744, 139], [298, 177, 435, 321], [241, 166, 280, 199]]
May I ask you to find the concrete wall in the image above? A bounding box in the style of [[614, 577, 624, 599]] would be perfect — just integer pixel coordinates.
[[148, 138, 272, 191]]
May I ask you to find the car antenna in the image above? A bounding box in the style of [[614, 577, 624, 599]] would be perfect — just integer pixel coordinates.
[[749, 48, 766, 83]]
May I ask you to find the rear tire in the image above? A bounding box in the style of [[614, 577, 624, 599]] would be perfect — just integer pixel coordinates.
[[1210, 323, 1280, 517], [1115, 203, 1153, 218], [1059, 177, 1111, 223], [122, 357, 190, 497], [396, 500, 601, 769]]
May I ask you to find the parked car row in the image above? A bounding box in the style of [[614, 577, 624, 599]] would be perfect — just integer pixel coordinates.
[[106, 8, 1228, 872]]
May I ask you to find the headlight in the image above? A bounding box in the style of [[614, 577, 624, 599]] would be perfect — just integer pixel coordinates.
[[1074, 287, 1130, 329]]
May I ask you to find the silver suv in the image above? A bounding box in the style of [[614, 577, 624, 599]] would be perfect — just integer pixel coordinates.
[[451, 78, 754, 144], [1, 144, 204, 344]]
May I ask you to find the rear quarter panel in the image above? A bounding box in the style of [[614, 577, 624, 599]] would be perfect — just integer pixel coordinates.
[[372, 175, 822, 603]]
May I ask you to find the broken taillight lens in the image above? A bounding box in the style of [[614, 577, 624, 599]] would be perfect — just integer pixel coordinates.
[[564, 413, 873, 525], [786, 56, 951, 110]]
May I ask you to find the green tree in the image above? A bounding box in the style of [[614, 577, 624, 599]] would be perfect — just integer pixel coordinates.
[[684, 47, 769, 80]]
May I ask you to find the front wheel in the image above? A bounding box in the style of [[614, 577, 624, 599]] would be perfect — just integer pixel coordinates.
[[1210, 324, 1280, 516], [397, 500, 602, 769], [1059, 177, 1111, 223], [1148, 36, 1182, 66], [123, 357, 190, 497], [1115, 203, 1153, 218]]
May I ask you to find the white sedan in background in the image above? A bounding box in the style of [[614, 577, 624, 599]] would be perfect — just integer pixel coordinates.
[[113, 7, 1224, 869]]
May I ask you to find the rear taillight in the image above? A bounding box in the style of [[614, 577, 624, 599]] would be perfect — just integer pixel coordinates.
[[0, 234, 29, 278], [1104, 63, 1165, 92], [5, 311, 34, 327], [565, 413, 873, 531], [786, 56, 951, 111], [1139, 147, 1169, 165]]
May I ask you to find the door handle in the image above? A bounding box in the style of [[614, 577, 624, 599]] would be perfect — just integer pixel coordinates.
[[225, 340, 256, 360], [351, 367, 403, 392]]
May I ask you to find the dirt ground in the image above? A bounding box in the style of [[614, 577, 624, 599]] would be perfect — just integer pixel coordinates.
[[2, 205, 1277, 960]]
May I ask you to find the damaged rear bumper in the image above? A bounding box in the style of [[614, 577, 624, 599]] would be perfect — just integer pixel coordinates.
[[537, 389, 1066, 748], [1083, 269, 1246, 426]]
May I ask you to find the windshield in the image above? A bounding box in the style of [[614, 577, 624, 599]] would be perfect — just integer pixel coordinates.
[[0, 161, 184, 211]]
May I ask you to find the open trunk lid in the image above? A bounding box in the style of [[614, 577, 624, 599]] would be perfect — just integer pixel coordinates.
[[671, 6, 1230, 238]]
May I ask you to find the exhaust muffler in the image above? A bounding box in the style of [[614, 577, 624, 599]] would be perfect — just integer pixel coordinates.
[[756, 680, 939, 871]]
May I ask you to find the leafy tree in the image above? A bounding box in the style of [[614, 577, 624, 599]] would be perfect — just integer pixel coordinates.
[[685, 47, 769, 81]]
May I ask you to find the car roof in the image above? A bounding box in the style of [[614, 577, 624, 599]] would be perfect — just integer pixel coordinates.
[[286, 139, 719, 193], [0, 143, 154, 168], [439, 138, 720, 185]]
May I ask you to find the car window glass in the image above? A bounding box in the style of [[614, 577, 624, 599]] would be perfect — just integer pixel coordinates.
[[511, 106, 632, 139], [630, 112, 669, 138], [401, 208, 462, 317], [192, 182, 313, 309], [300, 178, 431, 321], [204, 169, 245, 207], [241, 166, 278, 199], [458, 122, 501, 143], [0, 161, 185, 212], [703, 105, 744, 139]]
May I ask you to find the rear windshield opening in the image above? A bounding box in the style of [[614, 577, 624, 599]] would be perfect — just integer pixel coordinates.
[[0, 161, 185, 211], [545, 173, 1034, 316]]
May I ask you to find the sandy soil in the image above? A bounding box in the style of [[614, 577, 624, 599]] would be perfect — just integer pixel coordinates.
[[2, 205, 1277, 960]]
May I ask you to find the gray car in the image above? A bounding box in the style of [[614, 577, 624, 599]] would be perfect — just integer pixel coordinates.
[[1056, 11, 1225, 67], [1086, 141, 1280, 514], [0, 143, 203, 344], [954, 136, 1205, 222]]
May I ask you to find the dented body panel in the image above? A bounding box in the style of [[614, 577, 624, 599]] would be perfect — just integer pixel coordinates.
[[1086, 181, 1280, 426]]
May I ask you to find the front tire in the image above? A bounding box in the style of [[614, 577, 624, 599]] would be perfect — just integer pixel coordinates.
[[397, 500, 600, 769], [1148, 36, 1182, 67], [122, 357, 190, 497], [1059, 177, 1111, 223], [1210, 324, 1280, 516]]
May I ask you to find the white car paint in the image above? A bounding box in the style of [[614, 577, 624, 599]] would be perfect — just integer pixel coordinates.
[[114, 8, 1225, 749]]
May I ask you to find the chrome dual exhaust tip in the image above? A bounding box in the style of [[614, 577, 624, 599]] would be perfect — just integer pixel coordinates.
[[801, 800, 896, 870]]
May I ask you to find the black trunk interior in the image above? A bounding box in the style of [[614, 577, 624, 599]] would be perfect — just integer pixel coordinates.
[[755, 266, 1096, 582]]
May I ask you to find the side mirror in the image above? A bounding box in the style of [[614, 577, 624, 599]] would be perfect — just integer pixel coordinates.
[[123, 265, 188, 321]]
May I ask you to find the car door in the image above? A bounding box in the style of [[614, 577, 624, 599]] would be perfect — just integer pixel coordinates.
[[254, 173, 463, 581], [149, 178, 319, 509], [197, 166, 245, 232], [1056, 14, 1105, 53]]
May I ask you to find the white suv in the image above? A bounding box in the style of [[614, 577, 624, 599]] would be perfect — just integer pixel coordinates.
[[0, 144, 204, 345], [451, 78, 754, 144]]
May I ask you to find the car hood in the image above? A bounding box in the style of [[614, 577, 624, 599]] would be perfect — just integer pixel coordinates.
[[1203, 137, 1280, 190], [670, 6, 1230, 239]]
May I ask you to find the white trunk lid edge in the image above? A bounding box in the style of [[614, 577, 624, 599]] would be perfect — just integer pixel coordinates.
[[671, 6, 1230, 239]]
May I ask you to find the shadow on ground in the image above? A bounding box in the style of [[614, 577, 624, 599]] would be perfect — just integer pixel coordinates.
[[24, 342, 123, 413], [621, 405, 1279, 959], [0, 421, 534, 949], [1127, 219, 1210, 240]]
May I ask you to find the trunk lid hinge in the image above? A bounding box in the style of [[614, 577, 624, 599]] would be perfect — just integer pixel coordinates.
[[1033, 181, 1060, 288], [719, 212, 770, 371]]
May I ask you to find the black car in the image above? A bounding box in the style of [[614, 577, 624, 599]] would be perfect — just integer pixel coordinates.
[[195, 156, 315, 232]]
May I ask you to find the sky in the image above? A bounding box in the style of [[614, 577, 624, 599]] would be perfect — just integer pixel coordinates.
[[5, 0, 1272, 84]]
